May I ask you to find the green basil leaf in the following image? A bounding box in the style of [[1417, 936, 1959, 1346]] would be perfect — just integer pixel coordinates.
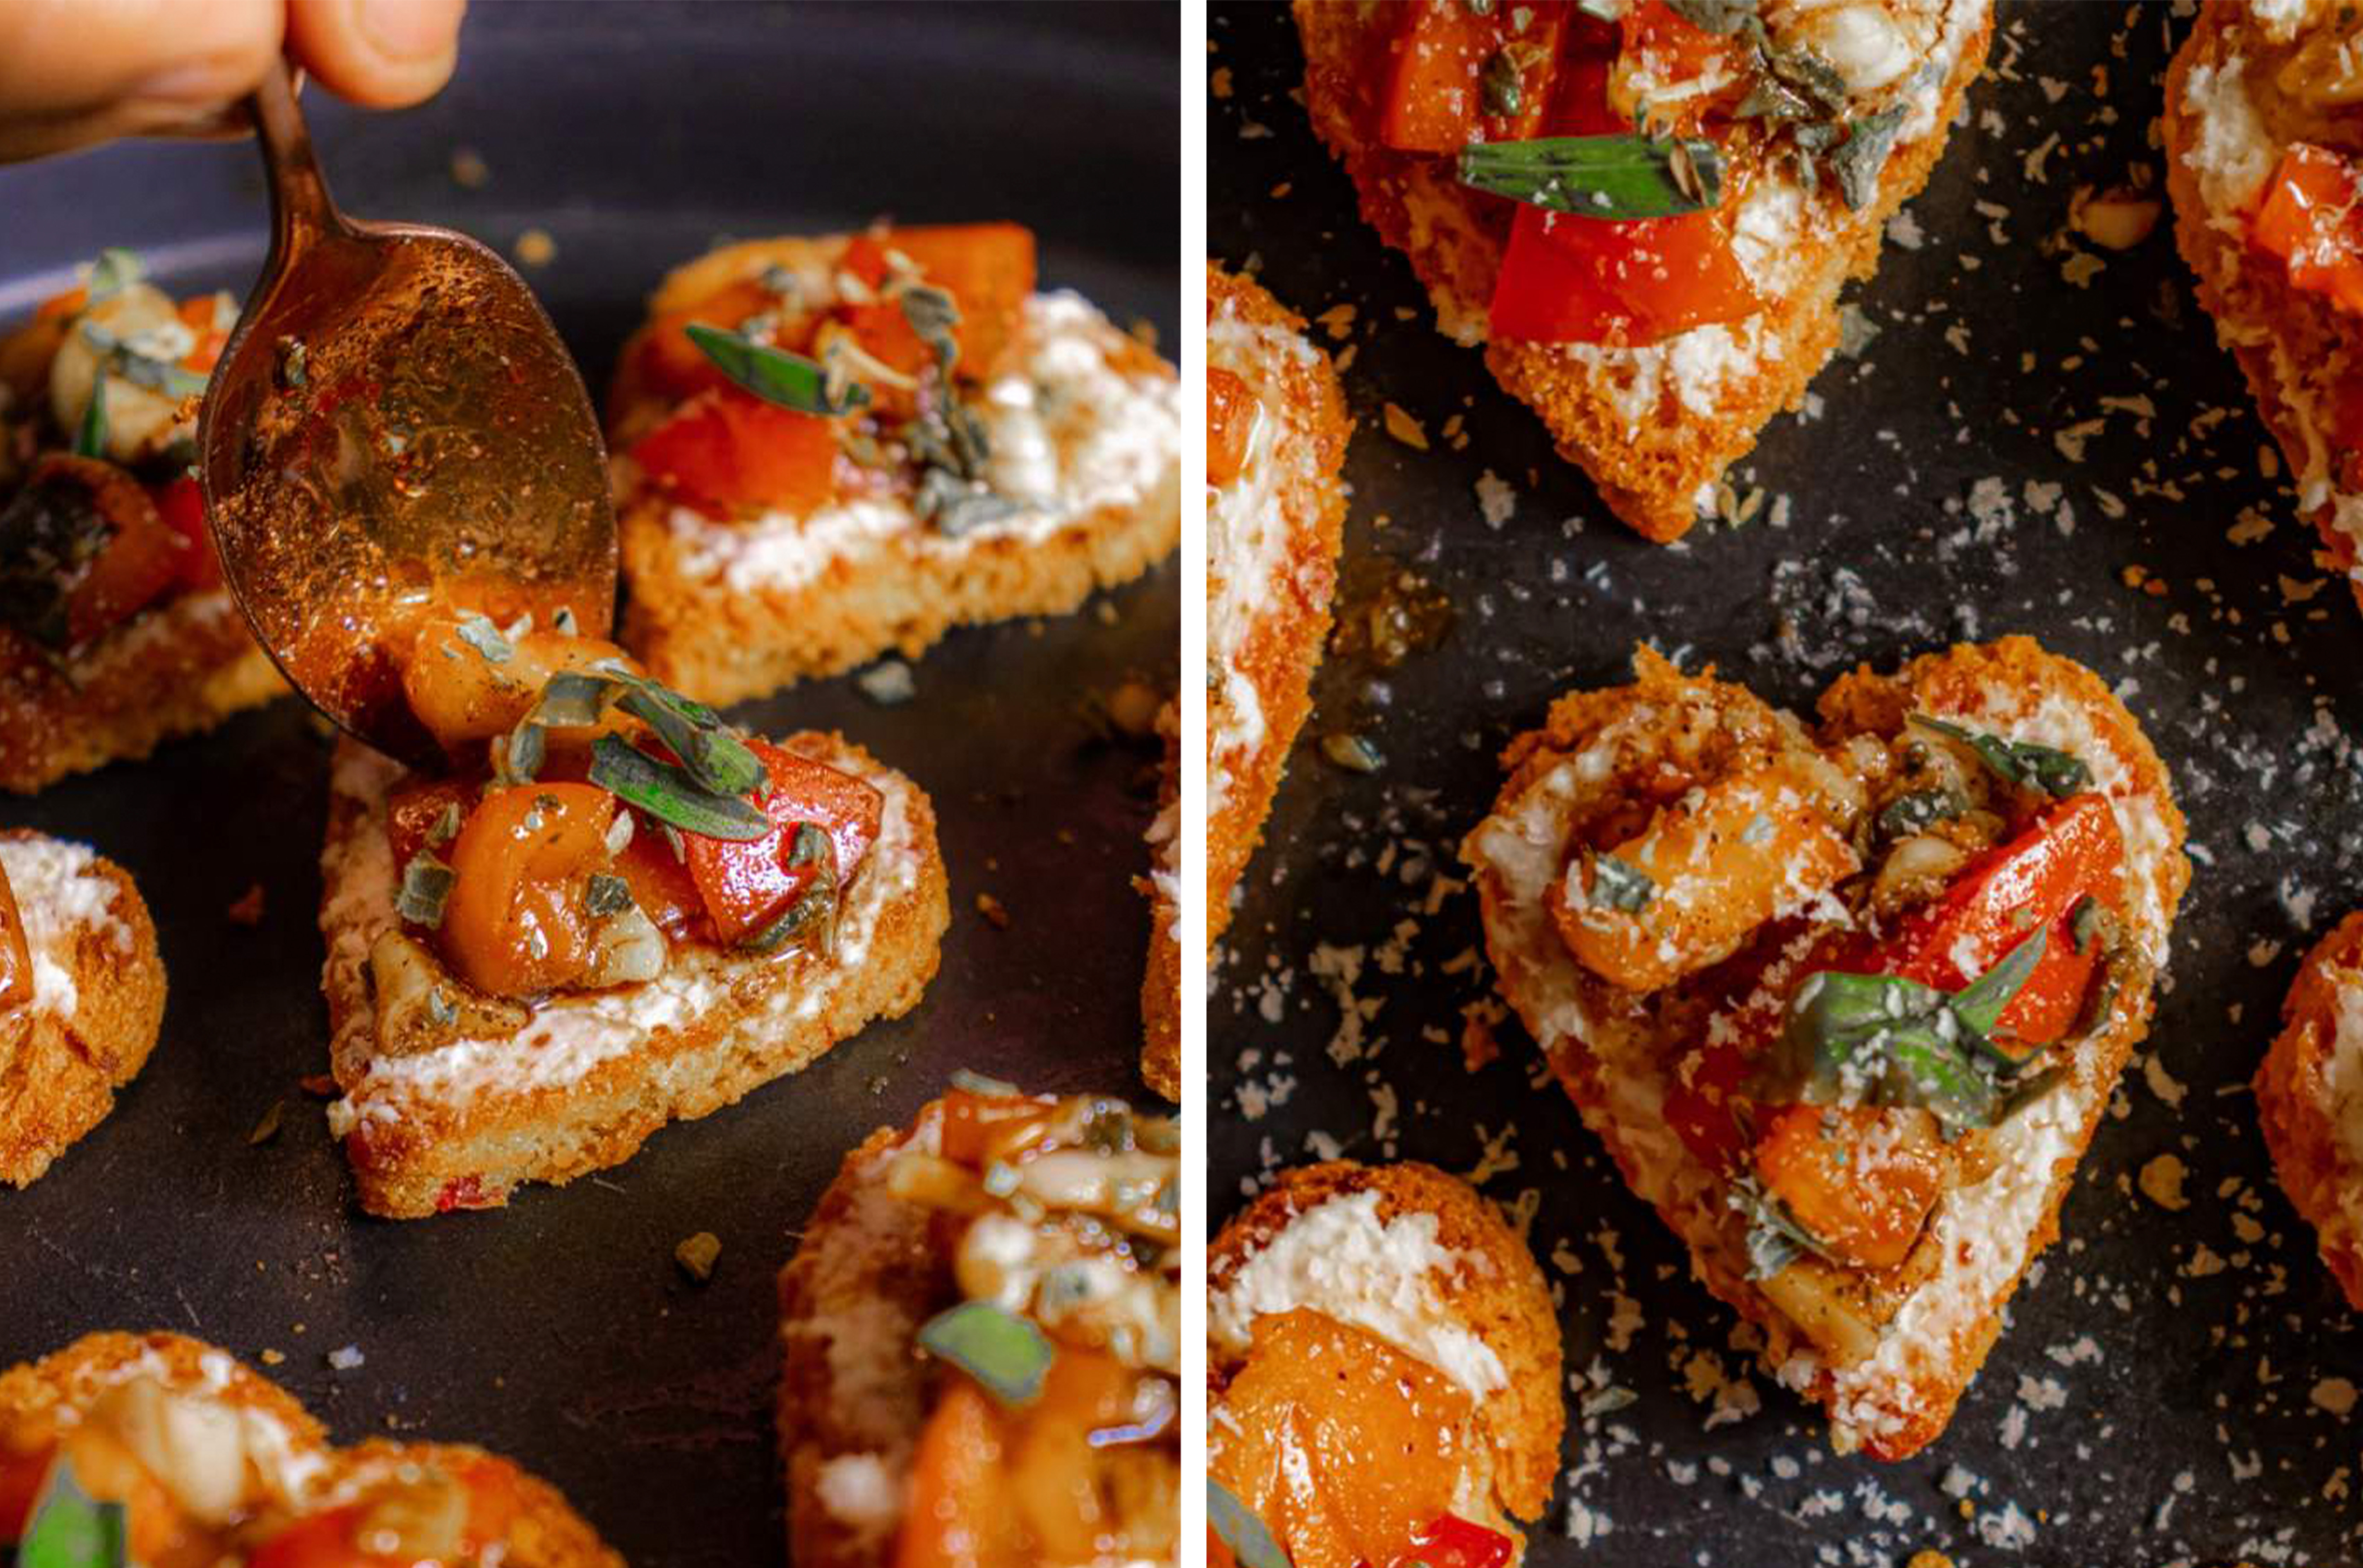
[[83, 247, 144, 303], [587, 734, 770, 842], [583, 873, 634, 919], [452, 613, 513, 664], [532, 670, 622, 729], [1458, 133, 1725, 219], [1876, 786, 1964, 839], [18, 1451, 128, 1568], [1208, 1479, 1293, 1568], [1588, 852, 1655, 913], [684, 322, 868, 416], [1831, 102, 1906, 212], [1728, 1171, 1831, 1278], [71, 383, 107, 460], [916, 1300, 1054, 1405], [1664, 0, 1759, 34], [1910, 714, 2092, 799], [617, 686, 766, 799], [396, 854, 456, 928], [1760, 969, 1999, 1137], [743, 825, 838, 955], [1950, 926, 2046, 1039]]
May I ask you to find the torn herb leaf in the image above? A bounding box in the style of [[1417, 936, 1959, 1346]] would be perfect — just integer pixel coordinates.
[[685, 322, 869, 416], [617, 682, 766, 798], [1729, 1171, 1831, 1278], [452, 613, 513, 664], [1950, 926, 2046, 1039], [0, 467, 115, 650], [1589, 852, 1655, 913], [71, 382, 107, 460], [587, 734, 771, 842], [84, 247, 145, 303], [1482, 49, 1525, 117], [1876, 786, 1964, 839], [1209, 1479, 1293, 1568], [17, 1449, 130, 1568], [396, 854, 456, 928], [1459, 133, 1726, 218], [1664, 0, 1759, 34], [1830, 102, 1906, 211], [583, 873, 635, 919], [1910, 714, 2092, 798], [916, 1300, 1053, 1406]]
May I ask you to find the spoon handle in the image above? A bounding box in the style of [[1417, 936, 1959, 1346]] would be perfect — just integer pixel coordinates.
[[248, 60, 349, 256]]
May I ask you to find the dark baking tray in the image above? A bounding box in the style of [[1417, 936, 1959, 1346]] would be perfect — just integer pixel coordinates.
[[0, 5, 1175, 1565], [1211, 4, 2363, 1565]]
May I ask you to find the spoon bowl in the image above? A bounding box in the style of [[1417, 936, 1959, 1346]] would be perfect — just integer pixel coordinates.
[[198, 64, 616, 768]]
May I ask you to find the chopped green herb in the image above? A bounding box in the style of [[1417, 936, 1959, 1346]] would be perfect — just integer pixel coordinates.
[[1664, 0, 1759, 33], [745, 825, 838, 955], [70, 382, 107, 459], [276, 335, 308, 392], [2070, 894, 2107, 956], [1831, 103, 1907, 212], [587, 734, 770, 842], [1729, 1171, 1830, 1278], [916, 1300, 1054, 1405], [16, 1450, 129, 1568], [1458, 133, 1725, 218], [76, 322, 206, 399], [584, 873, 635, 919], [493, 719, 546, 787], [1481, 49, 1525, 117], [395, 854, 456, 928], [531, 669, 620, 729], [452, 613, 513, 664], [1910, 714, 2092, 799], [0, 468, 113, 650], [913, 469, 1021, 537], [83, 247, 144, 303], [426, 803, 463, 847], [684, 322, 869, 416], [1589, 852, 1655, 913], [1209, 1479, 1292, 1568], [618, 684, 766, 798]]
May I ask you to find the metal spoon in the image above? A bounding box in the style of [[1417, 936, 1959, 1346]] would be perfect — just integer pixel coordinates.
[[198, 61, 616, 768]]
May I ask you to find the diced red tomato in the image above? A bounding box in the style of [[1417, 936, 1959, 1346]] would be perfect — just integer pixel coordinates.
[[682, 739, 883, 947], [1871, 792, 2124, 1052], [1617, 0, 1736, 124], [1207, 366, 1257, 488], [632, 278, 781, 406], [2252, 144, 2363, 317], [629, 388, 839, 516], [613, 822, 710, 944], [1381, 1515, 1518, 1568], [433, 1175, 497, 1214], [1377, 0, 1575, 151], [1490, 196, 1759, 345], [839, 223, 1036, 381], [438, 783, 617, 997], [245, 1504, 384, 1568], [150, 473, 220, 592], [0, 1441, 52, 1542], [939, 1087, 1060, 1168], [174, 293, 231, 376]]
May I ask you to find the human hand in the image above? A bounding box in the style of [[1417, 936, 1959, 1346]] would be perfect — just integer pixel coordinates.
[[0, 0, 467, 163]]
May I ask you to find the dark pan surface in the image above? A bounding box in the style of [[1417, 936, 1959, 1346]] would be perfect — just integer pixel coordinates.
[[1212, 4, 2362, 1565], [0, 6, 1175, 1565]]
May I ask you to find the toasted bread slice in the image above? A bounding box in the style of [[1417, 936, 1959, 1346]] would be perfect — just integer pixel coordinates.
[[0, 830, 165, 1186], [1139, 697, 1181, 1101], [317, 733, 949, 1219], [0, 593, 282, 794], [0, 1331, 619, 1565], [1462, 637, 2189, 1458], [2164, 0, 2363, 607], [1208, 1159, 1564, 1563], [778, 1089, 1179, 1568], [1291, 0, 1991, 542], [1208, 264, 1350, 945], [608, 234, 1181, 707], [2257, 909, 2363, 1308]]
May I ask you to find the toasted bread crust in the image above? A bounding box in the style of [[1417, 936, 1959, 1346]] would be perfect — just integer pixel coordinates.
[[776, 1119, 942, 1568], [317, 735, 950, 1219], [1290, 0, 1991, 542], [2162, 0, 2363, 611], [1207, 264, 1350, 945], [0, 831, 165, 1187], [1209, 1159, 1565, 1536], [0, 1332, 620, 1567], [610, 236, 1181, 707], [1465, 637, 2188, 1458], [1139, 699, 1181, 1102], [0, 591, 282, 794], [2257, 909, 2363, 1309]]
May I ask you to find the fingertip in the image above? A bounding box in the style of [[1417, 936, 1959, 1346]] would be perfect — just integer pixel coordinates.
[[287, 0, 466, 110]]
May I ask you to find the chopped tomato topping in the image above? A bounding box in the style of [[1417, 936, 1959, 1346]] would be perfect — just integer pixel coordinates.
[[246, 1504, 386, 1568], [438, 783, 617, 997], [682, 739, 882, 947], [633, 278, 781, 406], [385, 776, 480, 878], [1753, 1103, 1946, 1269], [1616, 0, 1736, 125], [1377, 0, 1576, 152], [839, 223, 1037, 383], [151, 473, 220, 592], [248, 1457, 520, 1566], [0, 1441, 51, 1542], [896, 1380, 1023, 1568], [939, 1087, 1060, 1168], [433, 1175, 498, 1214], [1381, 1514, 1518, 1568], [9, 456, 188, 647], [2252, 144, 2363, 317], [173, 294, 230, 376], [629, 387, 838, 516], [612, 822, 710, 944], [1212, 1308, 1478, 1568], [1207, 366, 1257, 488]]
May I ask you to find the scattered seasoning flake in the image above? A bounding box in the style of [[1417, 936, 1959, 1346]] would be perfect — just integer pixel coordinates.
[[2313, 1377, 2358, 1417], [975, 892, 1011, 930], [298, 1074, 339, 1099], [226, 883, 266, 925], [1382, 402, 1429, 450], [260, 1348, 286, 1367], [855, 658, 916, 705], [327, 1344, 366, 1372], [449, 147, 489, 189], [248, 1101, 285, 1146], [674, 1231, 721, 1283], [514, 228, 557, 268], [1475, 468, 1517, 529]]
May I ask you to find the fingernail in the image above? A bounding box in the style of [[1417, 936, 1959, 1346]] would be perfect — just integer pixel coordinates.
[[132, 61, 238, 105], [358, 0, 457, 62]]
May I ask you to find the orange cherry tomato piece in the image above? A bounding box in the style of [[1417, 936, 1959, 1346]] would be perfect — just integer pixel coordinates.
[[938, 1087, 1059, 1168], [612, 822, 710, 945], [895, 1379, 1023, 1568], [1207, 366, 1257, 488], [2253, 144, 2363, 317], [629, 387, 838, 516], [151, 473, 221, 593], [683, 740, 882, 947], [841, 223, 1037, 382], [439, 783, 617, 997], [1753, 1103, 1946, 1269], [1378, 0, 1573, 153], [174, 293, 232, 376]]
